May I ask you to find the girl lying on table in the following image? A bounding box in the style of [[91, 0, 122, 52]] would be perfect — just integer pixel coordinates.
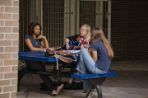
[[76, 27, 114, 97]]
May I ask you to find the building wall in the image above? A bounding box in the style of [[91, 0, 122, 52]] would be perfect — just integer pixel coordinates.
[[0, 0, 19, 98], [112, 0, 148, 60]]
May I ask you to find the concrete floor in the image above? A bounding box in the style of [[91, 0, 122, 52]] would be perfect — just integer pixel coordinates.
[[17, 60, 148, 98]]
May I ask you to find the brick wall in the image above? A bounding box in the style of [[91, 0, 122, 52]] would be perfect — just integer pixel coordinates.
[[0, 0, 19, 98], [112, 0, 148, 60]]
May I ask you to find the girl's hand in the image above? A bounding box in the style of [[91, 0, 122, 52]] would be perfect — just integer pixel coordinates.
[[65, 38, 70, 49], [37, 35, 46, 40], [78, 37, 84, 44]]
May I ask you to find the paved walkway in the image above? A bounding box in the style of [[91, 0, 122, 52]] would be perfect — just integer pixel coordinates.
[[17, 61, 148, 98]]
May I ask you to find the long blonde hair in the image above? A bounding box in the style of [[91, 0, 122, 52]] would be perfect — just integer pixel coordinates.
[[91, 28, 114, 59], [80, 24, 91, 41]]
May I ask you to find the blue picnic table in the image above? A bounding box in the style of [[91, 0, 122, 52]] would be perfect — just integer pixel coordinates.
[[19, 51, 57, 62], [18, 51, 117, 98]]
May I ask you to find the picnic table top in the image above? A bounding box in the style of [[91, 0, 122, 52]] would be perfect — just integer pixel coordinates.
[[19, 51, 117, 79], [19, 51, 57, 62]]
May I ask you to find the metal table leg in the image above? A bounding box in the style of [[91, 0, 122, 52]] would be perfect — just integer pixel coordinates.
[[96, 85, 102, 98]]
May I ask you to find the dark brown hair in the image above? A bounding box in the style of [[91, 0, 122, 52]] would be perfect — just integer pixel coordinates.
[[28, 22, 42, 36]]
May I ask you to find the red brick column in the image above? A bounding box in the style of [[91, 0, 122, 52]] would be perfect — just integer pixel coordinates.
[[0, 0, 19, 98]]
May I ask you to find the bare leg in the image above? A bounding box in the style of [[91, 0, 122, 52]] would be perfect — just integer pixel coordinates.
[[51, 84, 64, 96]]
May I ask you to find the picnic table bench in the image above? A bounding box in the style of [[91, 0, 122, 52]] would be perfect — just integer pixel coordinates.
[[71, 70, 117, 98]]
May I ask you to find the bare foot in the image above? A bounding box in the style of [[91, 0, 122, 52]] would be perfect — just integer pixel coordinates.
[[56, 84, 64, 95], [51, 90, 57, 96], [68, 78, 73, 84]]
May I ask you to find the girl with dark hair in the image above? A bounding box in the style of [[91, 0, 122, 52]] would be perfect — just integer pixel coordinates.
[[24, 22, 64, 96], [25, 22, 49, 51]]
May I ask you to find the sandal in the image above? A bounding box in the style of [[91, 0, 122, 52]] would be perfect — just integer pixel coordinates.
[[86, 90, 94, 98]]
